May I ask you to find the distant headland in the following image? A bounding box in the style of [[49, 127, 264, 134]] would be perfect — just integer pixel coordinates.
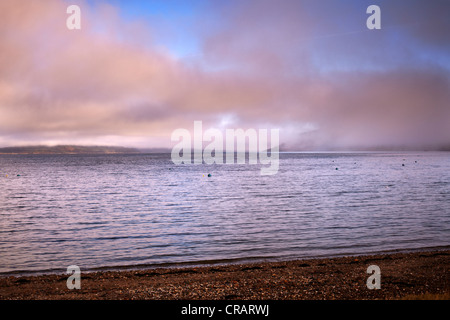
[[0, 144, 448, 155], [0, 145, 149, 154]]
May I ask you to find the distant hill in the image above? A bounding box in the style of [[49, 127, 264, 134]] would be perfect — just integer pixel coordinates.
[[138, 148, 171, 153], [0, 145, 142, 154]]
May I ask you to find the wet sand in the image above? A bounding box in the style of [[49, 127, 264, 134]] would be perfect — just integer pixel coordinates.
[[0, 250, 448, 300]]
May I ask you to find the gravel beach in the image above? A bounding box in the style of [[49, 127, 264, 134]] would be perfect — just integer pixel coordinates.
[[0, 250, 448, 300]]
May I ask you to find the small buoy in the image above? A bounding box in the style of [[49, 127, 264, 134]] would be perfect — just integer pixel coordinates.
[[335, 168, 338, 170], [402, 164, 405, 167], [17, 174, 20, 176], [207, 173, 212, 177]]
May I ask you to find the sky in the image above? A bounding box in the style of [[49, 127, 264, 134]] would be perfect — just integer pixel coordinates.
[[0, 0, 449, 150]]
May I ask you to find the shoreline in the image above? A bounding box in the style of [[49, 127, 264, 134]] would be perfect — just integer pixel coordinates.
[[0, 249, 448, 300], [2, 245, 449, 278]]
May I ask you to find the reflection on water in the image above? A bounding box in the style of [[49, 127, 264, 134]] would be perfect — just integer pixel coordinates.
[[0, 152, 449, 275]]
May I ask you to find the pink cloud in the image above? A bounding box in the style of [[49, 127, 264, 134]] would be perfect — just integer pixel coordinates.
[[0, 0, 448, 150]]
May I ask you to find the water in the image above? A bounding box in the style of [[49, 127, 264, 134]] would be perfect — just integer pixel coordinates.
[[0, 152, 449, 276]]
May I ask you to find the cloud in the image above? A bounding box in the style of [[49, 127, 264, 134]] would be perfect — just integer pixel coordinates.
[[0, 0, 448, 149]]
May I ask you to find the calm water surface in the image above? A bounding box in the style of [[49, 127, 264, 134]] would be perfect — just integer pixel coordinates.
[[0, 152, 449, 275]]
